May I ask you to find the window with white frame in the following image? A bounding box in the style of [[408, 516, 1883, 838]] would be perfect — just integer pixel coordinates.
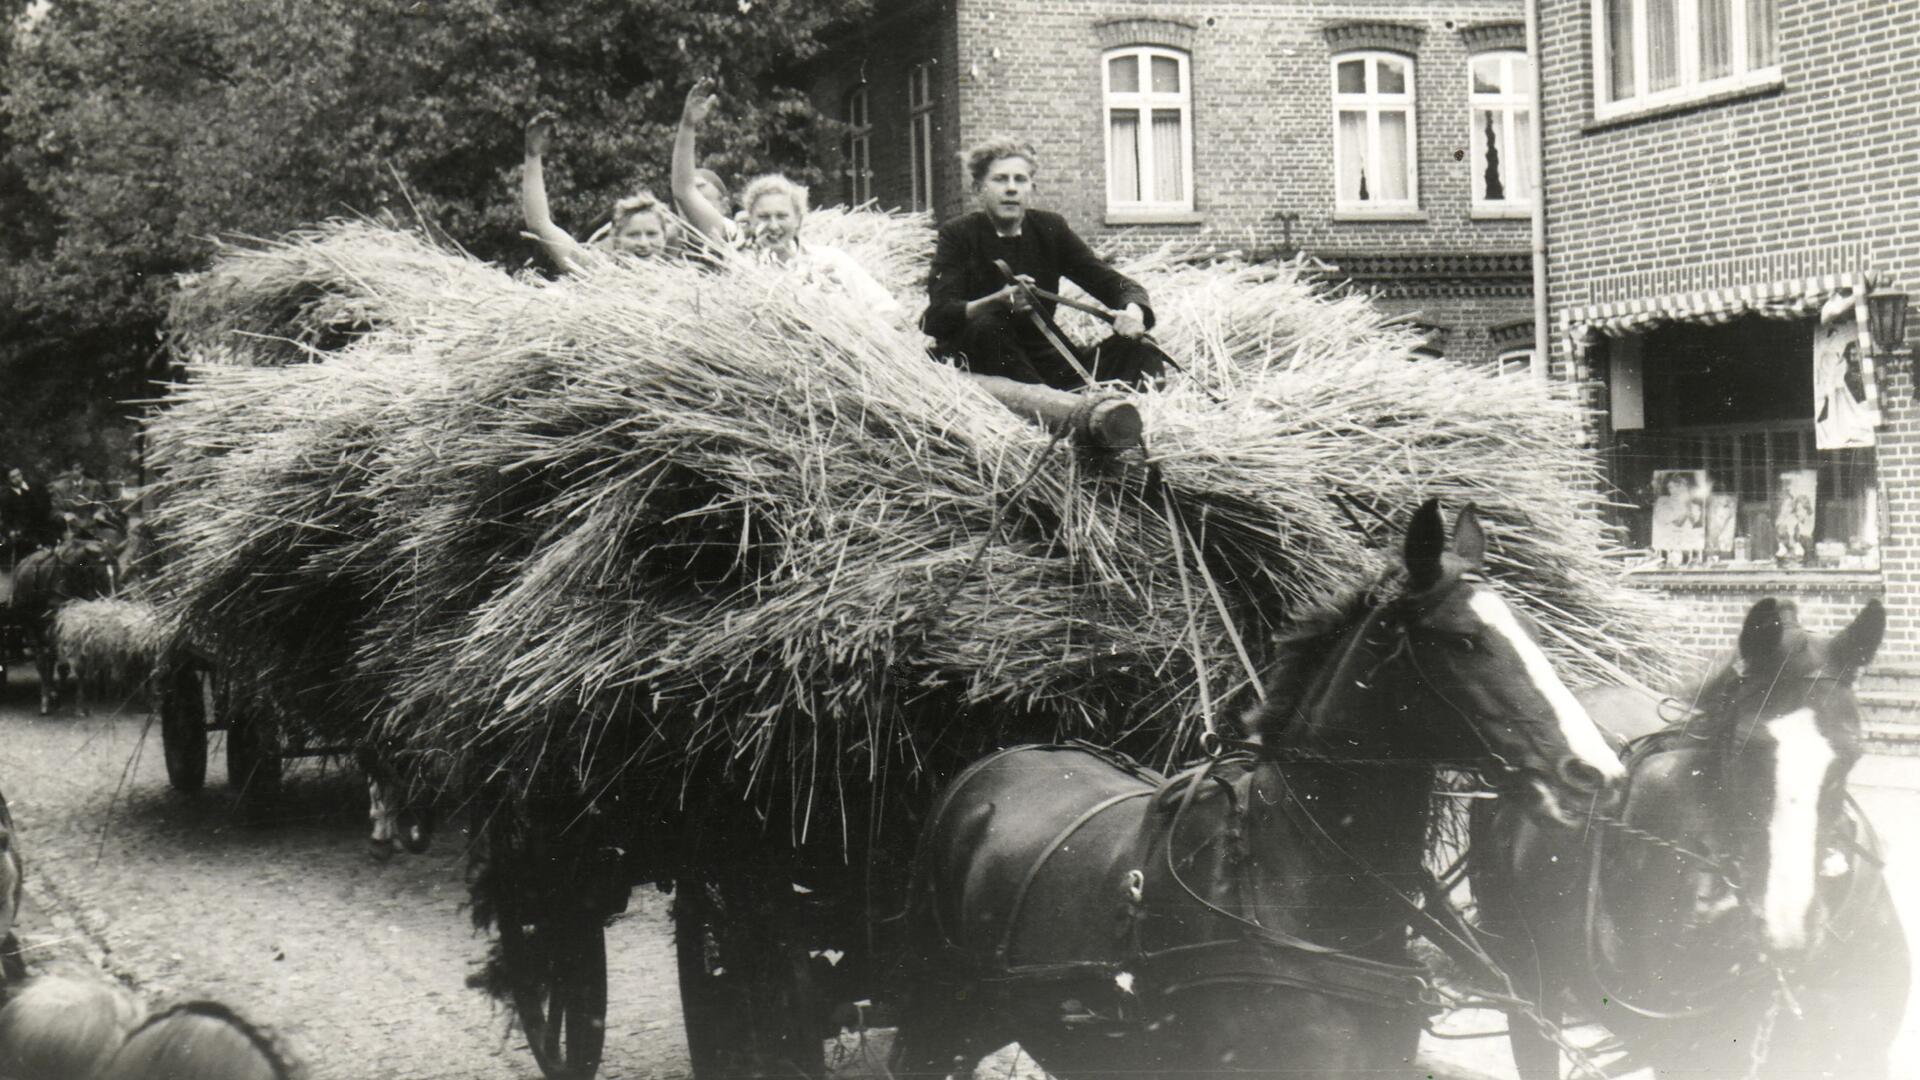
[[1496, 348, 1535, 377], [1332, 51, 1417, 212], [908, 63, 934, 213], [1594, 0, 1779, 117], [1101, 45, 1194, 213], [845, 86, 872, 206], [1470, 51, 1535, 212]]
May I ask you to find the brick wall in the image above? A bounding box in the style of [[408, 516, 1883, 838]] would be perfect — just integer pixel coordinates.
[[945, 0, 1531, 260], [1535, 0, 1920, 664], [807, 0, 964, 218], [1624, 575, 1883, 664]]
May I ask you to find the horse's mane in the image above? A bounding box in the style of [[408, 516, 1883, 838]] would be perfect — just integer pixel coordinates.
[[1241, 571, 1396, 741]]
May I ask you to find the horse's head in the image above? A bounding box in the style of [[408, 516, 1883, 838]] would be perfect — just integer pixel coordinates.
[[1292, 499, 1625, 820], [1704, 597, 1881, 959]]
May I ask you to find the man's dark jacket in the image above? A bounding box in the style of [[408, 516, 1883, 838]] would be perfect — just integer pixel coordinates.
[[921, 209, 1155, 342]]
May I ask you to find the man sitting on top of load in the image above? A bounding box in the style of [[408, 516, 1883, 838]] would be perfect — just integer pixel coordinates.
[[924, 138, 1164, 391]]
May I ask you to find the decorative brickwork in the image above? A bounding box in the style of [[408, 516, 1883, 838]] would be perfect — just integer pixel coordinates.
[[1092, 15, 1197, 51], [1457, 21, 1524, 53], [1321, 21, 1428, 55]]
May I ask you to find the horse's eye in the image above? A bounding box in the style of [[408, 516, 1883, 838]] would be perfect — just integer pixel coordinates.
[[1452, 635, 1478, 653]]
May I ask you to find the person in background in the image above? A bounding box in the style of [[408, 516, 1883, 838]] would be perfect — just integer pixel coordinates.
[[1, 468, 54, 560], [520, 112, 676, 273], [672, 81, 899, 319], [923, 138, 1163, 390]]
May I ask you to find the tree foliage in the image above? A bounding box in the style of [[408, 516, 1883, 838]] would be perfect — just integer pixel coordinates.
[[0, 0, 867, 472]]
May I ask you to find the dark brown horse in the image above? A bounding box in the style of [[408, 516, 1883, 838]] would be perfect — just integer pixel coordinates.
[[892, 499, 1626, 1078], [10, 532, 116, 715], [1473, 597, 1906, 1079]]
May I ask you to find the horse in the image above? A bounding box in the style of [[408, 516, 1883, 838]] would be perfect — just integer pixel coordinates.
[[9, 530, 117, 715], [891, 498, 1628, 1079], [1471, 597, 1907, 1079]]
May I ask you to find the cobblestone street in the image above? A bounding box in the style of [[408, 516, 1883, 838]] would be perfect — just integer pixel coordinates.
[[0, 670, 692, 1080]]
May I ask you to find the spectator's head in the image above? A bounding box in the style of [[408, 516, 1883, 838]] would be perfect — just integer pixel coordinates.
[[963, 138, 1038, 231], [597, 193, 675, 260], [692, 168, 733, 216], [99, 1003, 300, 1080], [741, 175, 808, 251], [6, 468, 25, 489], [0, 973, 145, 1080]]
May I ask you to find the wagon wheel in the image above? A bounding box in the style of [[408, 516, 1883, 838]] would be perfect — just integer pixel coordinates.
[[158, 663, 208, 793]]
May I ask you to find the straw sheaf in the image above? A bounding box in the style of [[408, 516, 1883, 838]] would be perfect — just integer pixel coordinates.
[[52, 597, 166, 686], [147, 218, 1681, 830]]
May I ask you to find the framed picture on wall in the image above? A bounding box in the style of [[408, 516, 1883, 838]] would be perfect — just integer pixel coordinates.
[[1773, 469, 1818, 562], [1650, 469, 1708, 554]]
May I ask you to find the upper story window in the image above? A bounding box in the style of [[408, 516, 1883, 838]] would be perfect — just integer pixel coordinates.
[[1332, 51, 1417, 213], [908, 63, 935, 213], [1102, 45, 1194, 213], [1470, 50, 1535, 213], [1595, 0, 1779, 119], [845, 86, 872, 206]]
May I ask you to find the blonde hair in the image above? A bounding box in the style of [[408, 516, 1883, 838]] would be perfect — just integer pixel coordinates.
[[740, 174, 809, 222], [963, 138, 1039, 187], [588, 192, 677, 249], [99, 1003, 301, 1080], [0, 974, 144, 1080]]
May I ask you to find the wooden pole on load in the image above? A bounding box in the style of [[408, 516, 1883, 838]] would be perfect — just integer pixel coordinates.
[[962, 373, 1143, 450]]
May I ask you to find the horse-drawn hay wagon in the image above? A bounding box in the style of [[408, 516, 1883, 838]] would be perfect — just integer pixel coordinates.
[[145, 214, 1685, 1078]]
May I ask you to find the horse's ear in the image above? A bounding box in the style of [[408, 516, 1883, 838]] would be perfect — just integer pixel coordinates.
[[1404, 498, 1445, 590], [1831, 599, 1886, 674], [1739, 598, 1790, 666], [1450, 503, 1486, 568]]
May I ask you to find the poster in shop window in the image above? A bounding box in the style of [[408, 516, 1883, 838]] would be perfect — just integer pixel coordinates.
[[1773, 469, 1818, 562], [1814, 312, 1874, 449], [1650, 469, 1708, 554], [1704, 492, 1738, 555]]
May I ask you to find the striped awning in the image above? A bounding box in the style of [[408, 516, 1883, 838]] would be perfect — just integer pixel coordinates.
[[1563, 269, 1885, 434], [1563, 271, 1879, 341]]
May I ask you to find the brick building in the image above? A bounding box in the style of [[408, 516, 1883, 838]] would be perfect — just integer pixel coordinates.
[[807, 0, 1542, 368], [1534, 0, 1920, 741]]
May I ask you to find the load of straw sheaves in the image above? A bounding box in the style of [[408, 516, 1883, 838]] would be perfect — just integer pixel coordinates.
[[148, 212, 1678, 829], [53, 597, 166, 688]]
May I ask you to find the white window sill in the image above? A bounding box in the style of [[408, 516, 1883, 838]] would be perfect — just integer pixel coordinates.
[[1470, 206, 1533, 221], [1589, 68, 1785, 128], [1104, 209, 1203, 226], [1332, 207, 1428, 222]]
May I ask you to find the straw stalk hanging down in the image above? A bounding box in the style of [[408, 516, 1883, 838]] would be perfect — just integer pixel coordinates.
[[146, 215, 1680, 834]]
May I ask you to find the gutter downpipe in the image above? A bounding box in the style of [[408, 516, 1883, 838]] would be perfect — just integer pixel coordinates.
[[1525, 0, 1551, 384]]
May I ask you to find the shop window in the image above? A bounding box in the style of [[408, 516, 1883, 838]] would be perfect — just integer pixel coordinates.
[[1603, 315, 1877, 570], [908, 63, 934, 213], [1595, 0, 1779, 119], [1102, 45, 1194, 213], [1332, 51, 1418, 213], [845, 86, 872, 206], [1469, 51, 1534, 212]]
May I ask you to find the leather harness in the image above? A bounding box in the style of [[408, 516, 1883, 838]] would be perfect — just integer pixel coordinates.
[[916, 742, 1442, 1013]]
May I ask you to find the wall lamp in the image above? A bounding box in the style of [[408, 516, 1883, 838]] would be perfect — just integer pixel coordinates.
[[1865, 292, 1913, 399]]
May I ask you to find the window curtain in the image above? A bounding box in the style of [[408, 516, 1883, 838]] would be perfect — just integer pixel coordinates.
[[1109, 112, 1141, 202], [1699, 0, 1733, 79], [1377, 111, 1409, 200], [1150, 110, 1183, 201], [1606, 0, 1636, 99], [1647, 0, 1680, 90], [1747, 0, 1777, 67], [1337, 111, 1368, 200]]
